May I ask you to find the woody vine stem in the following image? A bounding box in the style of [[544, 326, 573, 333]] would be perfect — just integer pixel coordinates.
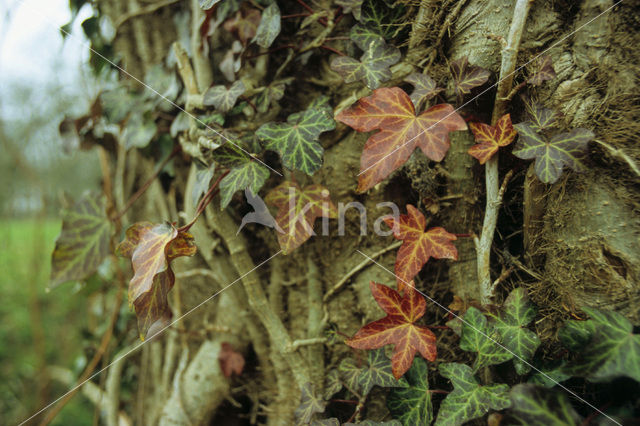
[[475, 0, 532, 305]]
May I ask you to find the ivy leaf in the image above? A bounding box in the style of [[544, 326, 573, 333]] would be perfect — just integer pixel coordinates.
[[254, 2, 281, 48], [508, 384, 581, 425], [527, 55, 556, 86], [312, 419, 340, 426], [528, 361, 571, 387], [450, 56, 491, 97], [256, 83, 285, 113], [192, 160, 215, 208], [563, 308, 640, 382], [558, 318, 595, 351], [436, 363, 511, 426], [265, 181, 337, 253], [490, 288, 540, 374], [345, 282, 437, 379], [345, 422, 401, 426], [383, 205, 457, 289], [324, 369, 343, 400], [116, 222, 197, 339], [203, 80, 246, 113], [468, 113, 517, 164], [350, 23, 383, 51], [460, 307, 513, 371], [336, 0, 363, 20], [218, 342, 245, 377], [359, 0, 405, 40], [295, 383, 325, 426], [522, 97, 558, 131], [404, 73, 443, 110], [256, 97, 335, 175], [123, 110, 157, 149], [387, 358, 432, 426], [330, 39, 400, 89], [199, 0, 221, 10], [223, 8, 261, 45], [339, 349, 408, 396], [513, 123, 594, 184], [50, 193, 112, 288], [335, 87, 467, 192]]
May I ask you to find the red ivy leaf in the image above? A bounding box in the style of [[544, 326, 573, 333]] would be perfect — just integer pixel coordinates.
[[218, 342, 245, 378], [527, 55, 556, 86], [346, 282, 437, 379], [383, 205, 457, 288], [468, 113, 517, 164], [335, 87, 466, 192], [116, 222, 197, 339], [265, 181, 337, 254], [450, 56, 491, 96]]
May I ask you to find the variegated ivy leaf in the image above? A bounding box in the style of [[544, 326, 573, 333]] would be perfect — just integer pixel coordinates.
[[254, 2, 280, 48], [324, 369, 342, 400], [404, 73, 443, 110], [350, 23, 383, 52], [50, 193, 112, 288], [330, 38, 400, 89], [561, 308, 640, 383], [295, 383, 325, 425], [387, 358, 432, 426], [449, 56, 490, 97], [460, 307, 513, 371], [527, 55, 556, 86], [490, 288, 540, 374], [336, 0, 363, 20], [192, 159, 215, 208], [513, 123, 594, 184], [509, 384, 581, 425], [212, 142, 269, 209], [256, 83, 285, 113], [256, 97, 335, 175], [339, 349, 408, 396], [123, 110, 157, 149], [522, 96, 558, 132], [558, 317, 595, 351], [203, 80, 246, 113], [359, 0, 405, 40], [199, 0, 221, 10], [435, 363, 511, 426]]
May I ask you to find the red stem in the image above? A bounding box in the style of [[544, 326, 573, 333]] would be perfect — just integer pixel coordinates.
[[320, 45, 345, 56], [294, 0, 328, 26], [331, 399, 359, 405], [281, 13, 310, 19], [112, 145, 181, 222], [177, 170, 230, 233]]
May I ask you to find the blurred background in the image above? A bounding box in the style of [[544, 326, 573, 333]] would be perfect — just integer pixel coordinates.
[[1, 0, 104, 423]]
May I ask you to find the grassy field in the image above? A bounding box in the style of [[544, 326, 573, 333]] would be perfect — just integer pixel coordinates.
[[0, 219, 93, 425]]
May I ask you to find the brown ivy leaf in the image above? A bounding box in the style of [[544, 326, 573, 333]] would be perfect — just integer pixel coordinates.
[[383, 205, 457, 288], [468, 113, 517, 164], [265, 181, 337, 254], [527, 55, 556, 86], [116, 222, 197, 339], [223, 8, 261, 45], [346, 282, 437, 379], [450, 56, 491, 97], [404, 72, 444, 109], [335, 87, 466, 192], [218, 342, 245, 377]]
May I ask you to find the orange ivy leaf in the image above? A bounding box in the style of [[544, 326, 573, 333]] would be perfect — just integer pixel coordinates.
[[116, 222, 197, 339], [335, 87, 466, 192], [346, 282, 437, 379], [383, 205, 457, 288], [468, 114, 517, 164], [265, 181, 337, 254], [219, 342, 245, 378]]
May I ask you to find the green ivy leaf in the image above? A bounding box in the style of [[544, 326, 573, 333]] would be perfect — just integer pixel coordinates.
[[256, 83, 285, 113], [295, 383, 325, 426], [254, 2, 280, 48], [123, 110, 157, 149], [435, 363, 511, 426], [339, 349, 407, 396], [508, 384, 581, 425], [330, 39, 400, 89], [528, 361, 571, 388], [404, 73, 443, 110], [513, 123, 594, 184], [199, 0, 221, 10], [490, 288, 540, 374], [203, 80, 246, 113], [345, 421, 401, 426], [558, 318, 595, 351], [324, 369, 342, 400], [350, 23, 383, 51], [460, 307, 513, 371], [339, 357, 363, 394], [212, 143, 269, 209], [522, 96, 558, 131], [312, 419, 340, 426], [100, 86, 137, 123], [359, 0, 405, 40], [256, 97, 335, 175], [564, 308, 640, 383], [336, 0, 363, 21], [192, 160, 215, 208], [50, 193, 112, 288], [387, 358, 432, 426]]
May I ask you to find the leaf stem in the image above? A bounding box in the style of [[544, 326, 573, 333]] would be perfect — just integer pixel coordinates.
[[111, 145, 181, 223], [177, 170, 229, 233]]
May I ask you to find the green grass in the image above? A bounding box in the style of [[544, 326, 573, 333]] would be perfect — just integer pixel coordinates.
[[0, 219, 93, 425]]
